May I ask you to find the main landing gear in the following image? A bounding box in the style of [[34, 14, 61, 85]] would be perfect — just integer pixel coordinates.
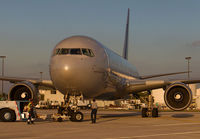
[[53, 94, 84, 122], [141, 91, 158, 118]]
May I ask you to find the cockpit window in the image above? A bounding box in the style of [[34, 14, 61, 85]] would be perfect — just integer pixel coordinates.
[[54, 48, 94, 57], [82, 49, 90, 56], [54, 48, 69, 55], [70, 49, 82, 55], [55, 48, 61, 55], [61, 48, 69, 54], [88, 49, 94, 57], [82, 48, 94, 57]]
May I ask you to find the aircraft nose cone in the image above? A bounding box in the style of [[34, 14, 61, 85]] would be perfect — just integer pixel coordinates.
[[50, 56, 95, 91], [50, 36, 109, 97]]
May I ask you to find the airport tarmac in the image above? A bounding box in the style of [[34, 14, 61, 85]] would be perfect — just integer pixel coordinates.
[[1, 110, 200, 139]]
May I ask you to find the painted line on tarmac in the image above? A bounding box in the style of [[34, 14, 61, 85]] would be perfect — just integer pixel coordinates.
[[126, 122, 200, 128], [105, 131, 200, 139], [13, 137, 40, 139], [151, 122, 200, 127]]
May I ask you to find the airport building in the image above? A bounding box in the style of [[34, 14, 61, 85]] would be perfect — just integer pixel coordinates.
[[39, 90, 64, 105], [39, 89, 115, 108], [39, 84, 200, 109]]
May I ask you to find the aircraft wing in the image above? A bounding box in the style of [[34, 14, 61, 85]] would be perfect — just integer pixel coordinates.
[[139, 71, 190, 79], [0, 76, 55, 90], [126, 78, 200, 93]]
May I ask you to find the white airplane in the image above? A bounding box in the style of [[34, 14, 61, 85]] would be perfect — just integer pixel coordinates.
[[1, 9, 200, 120]]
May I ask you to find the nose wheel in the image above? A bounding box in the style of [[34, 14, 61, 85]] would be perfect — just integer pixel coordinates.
[[55, 94, 84, 122], [69, 111, 84, 122]]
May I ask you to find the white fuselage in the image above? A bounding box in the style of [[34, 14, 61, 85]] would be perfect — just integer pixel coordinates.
[[50, 36, 139, 99]]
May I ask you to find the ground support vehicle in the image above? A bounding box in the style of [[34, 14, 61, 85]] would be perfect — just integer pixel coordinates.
[[0, 101, 29, 122], [50, 101, 59, 109], [0, 101, 83, 122], [77, 100, 91, 110], [52, 113, 68, 122], [55, 105, 84, 122]]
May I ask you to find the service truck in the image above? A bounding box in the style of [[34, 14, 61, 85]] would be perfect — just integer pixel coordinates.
[[0, 101, 29, 122], [0, 100, 83, 122]]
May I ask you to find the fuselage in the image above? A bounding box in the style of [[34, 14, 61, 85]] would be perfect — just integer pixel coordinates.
[[50, 36, 139, 99]]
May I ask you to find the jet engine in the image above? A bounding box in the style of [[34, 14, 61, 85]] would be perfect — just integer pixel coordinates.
[[8, 81, 38, 102], [164, 82, 192, 111]]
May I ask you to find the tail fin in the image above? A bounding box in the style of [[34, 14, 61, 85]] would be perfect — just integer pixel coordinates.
[[122, 8, 130, 60]]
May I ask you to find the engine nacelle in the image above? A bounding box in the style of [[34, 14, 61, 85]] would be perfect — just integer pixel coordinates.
[[164, 82, 192, 111], [8, 81, 38, 103]]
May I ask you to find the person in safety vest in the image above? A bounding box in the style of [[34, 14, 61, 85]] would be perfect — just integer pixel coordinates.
[[27, 99, 35, 124]]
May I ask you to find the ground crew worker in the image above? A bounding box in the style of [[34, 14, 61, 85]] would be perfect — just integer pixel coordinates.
[[27, 99, 35, 124], [91, 99, 98, 123]]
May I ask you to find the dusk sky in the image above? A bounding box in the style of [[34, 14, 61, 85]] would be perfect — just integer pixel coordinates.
[[1, 0, 200, 92]]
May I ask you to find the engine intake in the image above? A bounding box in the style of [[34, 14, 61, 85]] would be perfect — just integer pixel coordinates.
[[164, 82, 192, 111], [8, 82, 38, 102]]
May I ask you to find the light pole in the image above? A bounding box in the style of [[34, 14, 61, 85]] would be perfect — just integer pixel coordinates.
[[185, 57, 191, 80], [40, 72, 43, 81], [0, 56, 6, 95]]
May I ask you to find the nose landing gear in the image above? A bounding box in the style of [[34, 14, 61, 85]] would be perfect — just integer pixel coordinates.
[[53, 94, 84, 122]]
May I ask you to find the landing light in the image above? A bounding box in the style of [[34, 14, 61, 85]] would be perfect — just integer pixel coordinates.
[[64, 66, 69, 71]]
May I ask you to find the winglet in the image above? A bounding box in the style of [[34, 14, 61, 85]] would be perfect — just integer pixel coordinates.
[[123, 8, 130, 60]]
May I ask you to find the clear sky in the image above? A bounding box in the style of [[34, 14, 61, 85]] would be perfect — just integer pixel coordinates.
[[1, 0, 200, 92]]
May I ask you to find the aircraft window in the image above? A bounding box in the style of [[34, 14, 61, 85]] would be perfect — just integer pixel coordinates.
[[60, 48, 69, 54], [55, 48, 61, 55], [55, 48, 94, 56], [81, 49, 94, 57], [70, 49, 82, 55], [88, 49, 94, 57], [82, 49, 90, 56]]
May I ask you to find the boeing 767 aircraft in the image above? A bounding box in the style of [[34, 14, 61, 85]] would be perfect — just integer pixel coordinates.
[[1, 9, 200, 121]]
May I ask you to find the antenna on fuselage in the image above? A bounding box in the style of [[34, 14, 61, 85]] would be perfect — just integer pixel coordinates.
[[122, 8, 130, 60]]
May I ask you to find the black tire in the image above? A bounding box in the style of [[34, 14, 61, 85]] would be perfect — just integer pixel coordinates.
[[152, 108, 158, 117], [0, 109, 16, 122], [70, 112, 83, 122], [74, 112, 84, 122], [69, 116, 75, 122], [57, 117, 63, 122], [141, 108, 148, 118]]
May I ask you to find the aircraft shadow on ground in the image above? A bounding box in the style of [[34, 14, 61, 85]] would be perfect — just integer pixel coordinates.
[[99, 112, 140, 118], [95, 118, 118, 123], [81, 112, 141, 123], [171, 114, 194, 118], [81, 118, 118, 123]]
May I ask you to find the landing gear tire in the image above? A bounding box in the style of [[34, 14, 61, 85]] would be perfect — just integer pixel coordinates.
[[152, 108, 158, 117], [141, 108, 148, 118], [69, 112, 83, 122], [0, 109, 16, 122]]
